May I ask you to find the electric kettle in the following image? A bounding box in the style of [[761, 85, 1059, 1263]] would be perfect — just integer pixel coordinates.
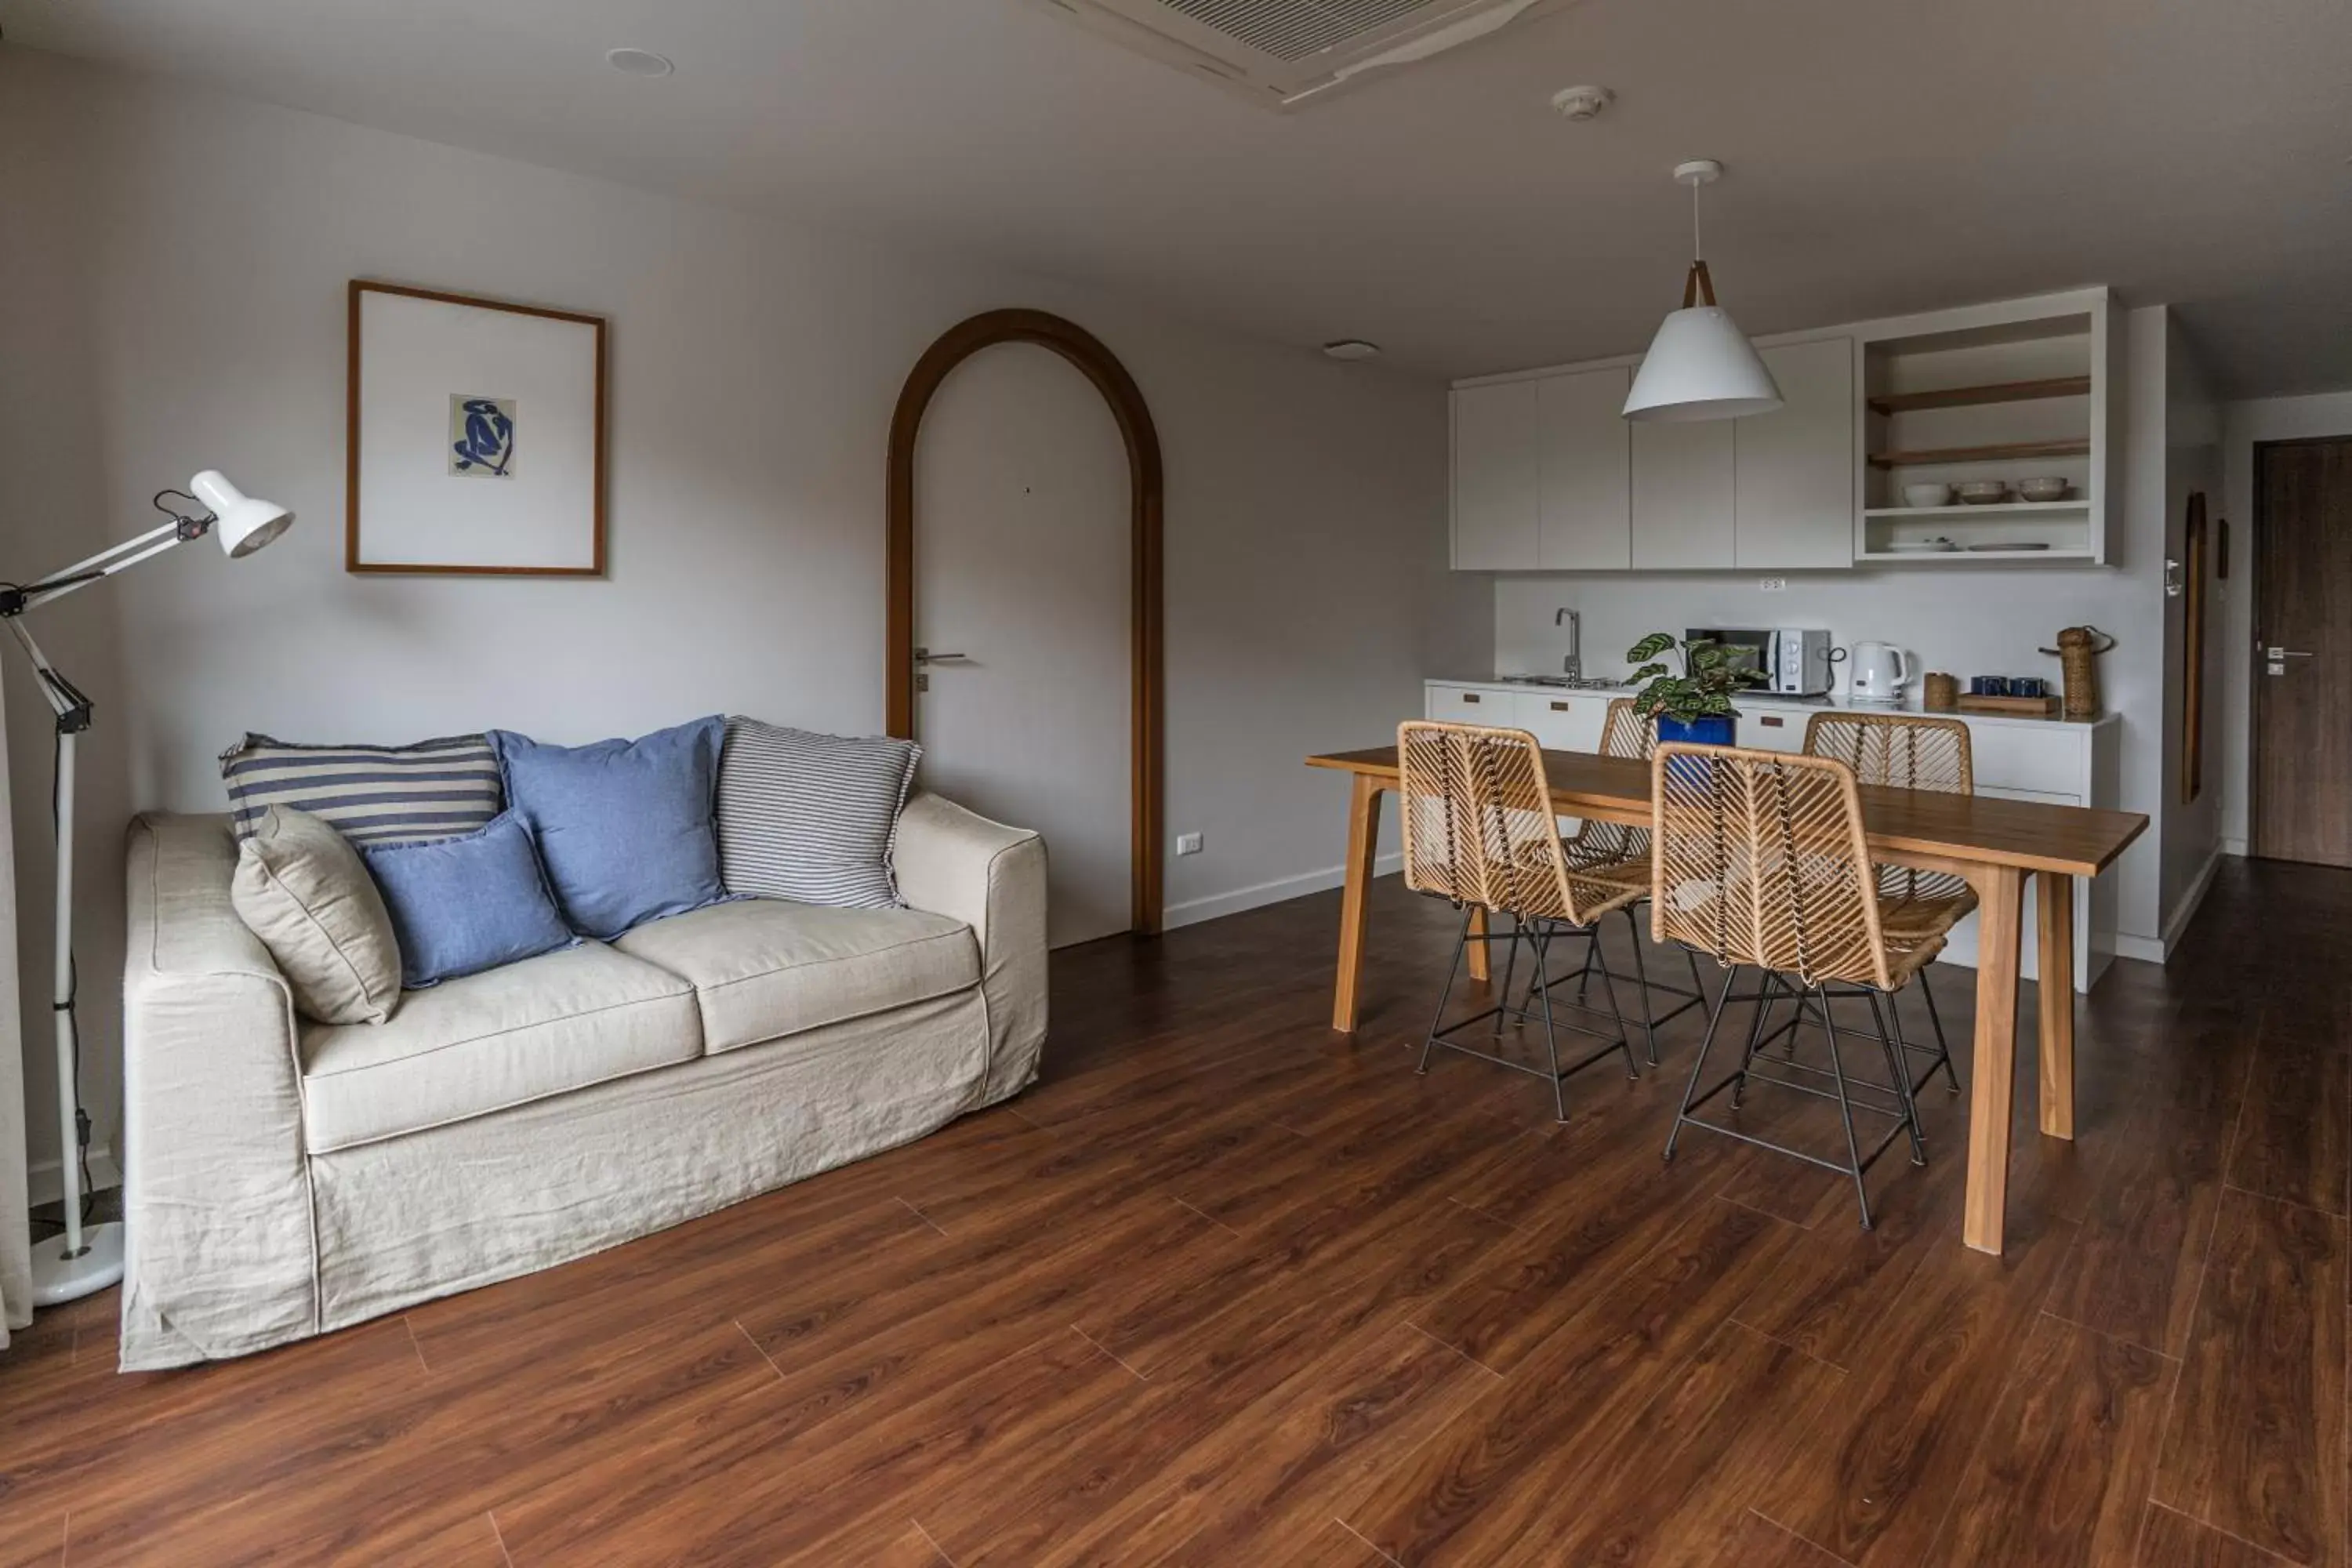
[[1847, 641, 1911, 706]]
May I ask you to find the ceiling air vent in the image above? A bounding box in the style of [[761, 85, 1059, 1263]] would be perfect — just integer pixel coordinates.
[[1031, 0, 1560, 109]]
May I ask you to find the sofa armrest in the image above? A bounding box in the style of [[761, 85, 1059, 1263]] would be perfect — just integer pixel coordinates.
[[120, 813, 318, 1369], [893, 791, 1047, 1107]]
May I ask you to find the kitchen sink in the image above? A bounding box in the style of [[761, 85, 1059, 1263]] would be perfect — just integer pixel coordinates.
[[1497, 674, 1628, 691]]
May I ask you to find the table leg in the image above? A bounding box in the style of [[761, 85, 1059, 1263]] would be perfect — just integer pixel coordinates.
[[1467, 907, 1490, 982], [1962, 863, 2026, 1255], [2036, 871, 2076, 1140], [1332, 774, 1384, 1033]]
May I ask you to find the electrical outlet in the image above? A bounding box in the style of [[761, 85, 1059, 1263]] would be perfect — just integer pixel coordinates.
[[1757, 577, 1788, 592], [1175, 832, 1203, 855]]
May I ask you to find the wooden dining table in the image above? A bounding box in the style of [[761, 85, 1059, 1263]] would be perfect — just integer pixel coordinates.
[[1305, 743, 2148, 1256]]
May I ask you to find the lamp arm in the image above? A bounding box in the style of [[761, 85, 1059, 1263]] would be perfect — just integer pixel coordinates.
[[5, 519, 198, 616], [3, 617, 94, 728]]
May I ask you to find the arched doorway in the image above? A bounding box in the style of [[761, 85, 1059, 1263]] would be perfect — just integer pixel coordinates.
[[886, 309, 1164, 936]]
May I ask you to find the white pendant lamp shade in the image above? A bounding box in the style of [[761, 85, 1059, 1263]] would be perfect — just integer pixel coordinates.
[[1623, 162, 1783, 423], [190, 468, 295, 557]]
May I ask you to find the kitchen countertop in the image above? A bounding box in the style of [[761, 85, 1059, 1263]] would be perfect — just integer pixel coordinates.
[[1431, 676, 2119, 731]]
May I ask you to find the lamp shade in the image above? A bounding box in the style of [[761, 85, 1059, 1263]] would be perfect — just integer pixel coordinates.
[[1622, 305, 1784, 422], [190, 470, 295, 557]]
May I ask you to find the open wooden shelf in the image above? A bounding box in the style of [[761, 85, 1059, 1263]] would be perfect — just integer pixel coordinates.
[[1867, 437, 2090, 470], [1860, 499, 2088, 520], [1867, 376, 2092, 417]]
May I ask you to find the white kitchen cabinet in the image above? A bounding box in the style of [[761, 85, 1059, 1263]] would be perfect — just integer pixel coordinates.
[[1735, 339, 1854, 568], [1630, 418, 1736, 569], [1537, 366, 1632, 570], [1512, 690, 1611, 753], [1425, 683, 1508, 724], [1450, 381, 1541, 570]]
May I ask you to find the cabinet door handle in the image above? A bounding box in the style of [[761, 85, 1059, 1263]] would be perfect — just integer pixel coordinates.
[[1759, 715, 1784, 728], [1461, 692, 1481, 704], [1550, 701, 1570, 712]]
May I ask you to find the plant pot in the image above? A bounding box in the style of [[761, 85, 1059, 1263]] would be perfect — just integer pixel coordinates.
[[1656, 714, 1737, 748]]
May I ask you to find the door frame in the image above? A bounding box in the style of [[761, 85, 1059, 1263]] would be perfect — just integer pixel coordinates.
[[2248, 434, 2350, 862], [886, 308, 1164, 935]]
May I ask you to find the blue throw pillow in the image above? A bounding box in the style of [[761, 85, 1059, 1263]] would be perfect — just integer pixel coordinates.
[[489, 717, 729, 940], [361, 811, 576, 988]]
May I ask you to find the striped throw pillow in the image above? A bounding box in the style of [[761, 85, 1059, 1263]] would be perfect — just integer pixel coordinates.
[[716, 720, 920, 909], [220, 733, 504, 848]]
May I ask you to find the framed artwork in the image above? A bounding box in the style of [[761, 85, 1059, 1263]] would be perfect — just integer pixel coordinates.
[[346, 281, 607, 575]]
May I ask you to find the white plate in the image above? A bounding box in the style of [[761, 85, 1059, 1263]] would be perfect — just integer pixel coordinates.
[[1885, 539, 1958, 553]]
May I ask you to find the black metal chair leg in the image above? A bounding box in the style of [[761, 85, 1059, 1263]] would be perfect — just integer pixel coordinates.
[[1575, 925, 1596, 1007], [1621, 906, 1661, 1066], [1490, 910, 1520, 1040], [1731, 971, 1777, 1110], [1530, 921, 1570, 1122], [1869, 990, 1929, 1166], [1816, 985, 1875, 1230], [1418, 906, 1475, 1076], [1917, 965, 1962, 1094], [1664, 965, 1733, 1163], [1588, 927, 1638, 1080]]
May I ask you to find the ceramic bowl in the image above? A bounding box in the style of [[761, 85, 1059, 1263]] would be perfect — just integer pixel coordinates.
[[2014, 477, 2070, 502], [1902, 482, 1955, 508], [1955, 480, 2010, 504]]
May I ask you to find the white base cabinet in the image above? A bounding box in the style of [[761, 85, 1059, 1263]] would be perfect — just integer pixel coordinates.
[[1423, 681, 2119, 992]]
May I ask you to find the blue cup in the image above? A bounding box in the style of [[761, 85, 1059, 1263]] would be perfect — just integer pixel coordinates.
[[1970, 676, 2011, 696], [2010, 677, 2046, 698]]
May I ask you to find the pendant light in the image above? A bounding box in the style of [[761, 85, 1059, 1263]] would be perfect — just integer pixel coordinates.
[[1623, 159, 1784, 422]]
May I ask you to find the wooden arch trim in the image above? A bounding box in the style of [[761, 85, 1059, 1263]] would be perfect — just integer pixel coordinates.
[[887, 308, 1165, 936]]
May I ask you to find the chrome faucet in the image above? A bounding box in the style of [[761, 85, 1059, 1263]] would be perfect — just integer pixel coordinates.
[[1555, 607, 1582, 681]]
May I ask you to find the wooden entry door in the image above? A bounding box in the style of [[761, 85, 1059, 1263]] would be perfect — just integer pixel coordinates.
[[2254, 437, 2352, 866]]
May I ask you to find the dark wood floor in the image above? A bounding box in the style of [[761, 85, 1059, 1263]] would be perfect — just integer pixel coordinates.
[[5, 857, 2348, 1565]]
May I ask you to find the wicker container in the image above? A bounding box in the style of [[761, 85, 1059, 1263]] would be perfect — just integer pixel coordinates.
[[2042, 626, 2116, 719], [1923, 673, 1959, 713]]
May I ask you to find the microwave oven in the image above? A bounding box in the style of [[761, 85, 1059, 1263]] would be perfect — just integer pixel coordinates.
[[1684, 626, 1837, 697]]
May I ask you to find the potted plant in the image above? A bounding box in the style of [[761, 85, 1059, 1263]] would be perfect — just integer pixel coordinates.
[[1625, 631, 1766, 747]]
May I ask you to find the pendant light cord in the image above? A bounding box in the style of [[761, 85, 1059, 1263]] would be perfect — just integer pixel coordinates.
[[1691, 175, 1703, 263]]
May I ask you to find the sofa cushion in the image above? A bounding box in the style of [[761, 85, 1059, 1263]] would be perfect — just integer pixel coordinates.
[[220, 732, 502, 847], [612, 898, 978, 1055], [491, 718, 730, 940], [230, 807, 401, 1025], [361, 811, 578, 989], [716, 720, 920, 909], [299, 942, 700, 1152]]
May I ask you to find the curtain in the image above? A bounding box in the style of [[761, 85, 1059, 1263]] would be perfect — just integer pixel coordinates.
[[0, 671, 28, 1345]]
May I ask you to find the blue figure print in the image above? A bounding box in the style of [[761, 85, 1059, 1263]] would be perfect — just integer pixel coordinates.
[[449, 395, 516, 477]]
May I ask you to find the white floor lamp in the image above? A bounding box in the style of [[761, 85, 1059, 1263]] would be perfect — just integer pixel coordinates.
[[5, 470, 292, 1306]]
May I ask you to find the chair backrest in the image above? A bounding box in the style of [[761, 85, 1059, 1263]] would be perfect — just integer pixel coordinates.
[[1398, 720, 1598, 923], [1649, 744, 1893, 989], [1598, 697, 1657, 760], [1802, 711, 1973, 795]]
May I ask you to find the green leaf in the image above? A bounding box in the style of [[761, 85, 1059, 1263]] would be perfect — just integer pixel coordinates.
[[1630, 662, 1670, 682], [1625, 632, 1675, 664]]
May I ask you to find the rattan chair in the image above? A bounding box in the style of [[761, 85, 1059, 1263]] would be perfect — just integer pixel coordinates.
[[1398, 720, 1642, 1120], [1548, 697, 1713, 1063], [1802, 711, 1974, 1094], [1652, 745, 1943, 1227]]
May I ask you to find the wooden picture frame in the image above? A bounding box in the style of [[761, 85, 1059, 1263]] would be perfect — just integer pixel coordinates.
[[347, 280, 608, 576]]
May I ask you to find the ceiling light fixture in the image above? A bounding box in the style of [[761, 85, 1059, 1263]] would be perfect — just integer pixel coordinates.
[[1622, 159, 1784, 423], [604, 47, 674, 78], [1322, 339, 1381, 361], [1551, 85, 1614, 122]]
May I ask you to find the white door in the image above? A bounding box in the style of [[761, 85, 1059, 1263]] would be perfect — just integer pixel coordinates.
[[914, 343, 1132, 948]]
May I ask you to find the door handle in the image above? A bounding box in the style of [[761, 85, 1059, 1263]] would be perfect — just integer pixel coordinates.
[[2267, 646, 2314, 659], [913, 648, 971, 666]]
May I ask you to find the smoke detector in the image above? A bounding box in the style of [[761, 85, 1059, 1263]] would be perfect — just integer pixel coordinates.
[[1552, 84, 1614, 121], [1322, 339, 1382, 361], [605, 47, 675, 77]]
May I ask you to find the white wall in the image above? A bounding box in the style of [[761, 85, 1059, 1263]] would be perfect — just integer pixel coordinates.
[[2218, 390, 2352, 855], [0, 49, 1489, 1185], [1490, 306, 2184, 949]]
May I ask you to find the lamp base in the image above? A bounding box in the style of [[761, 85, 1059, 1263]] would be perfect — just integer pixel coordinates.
[[30, 1221, 124, 1308]]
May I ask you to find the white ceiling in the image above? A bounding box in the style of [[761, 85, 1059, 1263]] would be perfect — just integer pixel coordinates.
[[6, 0, 2350, 394]]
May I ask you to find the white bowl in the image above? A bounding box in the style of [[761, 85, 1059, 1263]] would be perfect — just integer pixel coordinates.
[[1902, 482, 1955, 508], [1955, 481, 2009, 504], [2014, 477, 2070, 502]]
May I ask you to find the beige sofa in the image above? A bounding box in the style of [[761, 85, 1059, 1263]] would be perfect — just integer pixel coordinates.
[[118, 792, 1046, 1371]]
